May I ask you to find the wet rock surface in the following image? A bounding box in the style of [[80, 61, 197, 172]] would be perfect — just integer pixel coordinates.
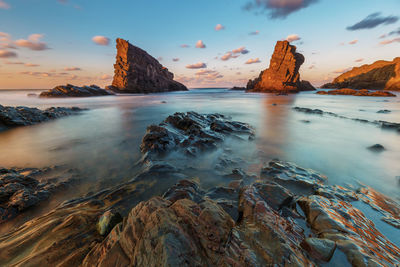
[[0, 113, 399, 266], [0, 105, 84, 130], [110, 38, 187, 93], [141, 111, 255, 157], [367, 144, 385, 152], [39, 84, 114, 97], [317, 88, 396, 97], [247, 40, 315, 93], [293, 106, 400, 133], [0, 167, 79, 223]]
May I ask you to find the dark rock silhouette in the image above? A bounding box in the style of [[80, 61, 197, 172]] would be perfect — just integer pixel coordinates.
[[40, 84, 114, 97], [317, 88, 396, 97]]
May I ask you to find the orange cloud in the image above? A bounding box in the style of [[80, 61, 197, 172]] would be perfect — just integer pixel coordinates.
[[0, 49, 17, 58], [25, 63, 40, 67], [215, 24, 225, 31], [15, 34, 49, 51], [285, 34, 301, 42], [195, 40, 206, 48], [245, 58, 261, 64], [0, 0, 10, 9], [92, 36, 110, 46], [379, 37, 400, 45], [349, 39, 358, 45]]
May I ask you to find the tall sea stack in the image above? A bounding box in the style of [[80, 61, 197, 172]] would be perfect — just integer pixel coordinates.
[[110, 38, 187, 93], [247, 41, 315, 93]]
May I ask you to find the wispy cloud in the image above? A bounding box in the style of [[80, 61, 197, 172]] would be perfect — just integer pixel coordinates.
[[244, 0, 318, 19], [347, 13, 398, 31], [25, 63, 40, 67], [215, 24, 225, 31], [180, 44, 190, 48], [15, 34, 49, 51], [249, 30, 259, 35], [64, 67, 81, 71], [220, 46, 249, 61], [245, 58, 261, 64], [195, 40, 206, 48], [349, 39, 358, 45], [172, 58, 179, 62], [99, 74, 112, 80], [0, 0, 10, 9], [0, 50, 17, 58], [333, 67, 352, 74], [92, 36, 110, 46], [285, 34, 301, 42], [186, 62, 207, 69], [379, 37, 400, 45], [355, 58, 364, 62]]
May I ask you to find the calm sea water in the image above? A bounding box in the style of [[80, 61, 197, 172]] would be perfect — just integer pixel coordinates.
[[0, 88, 399, 231]]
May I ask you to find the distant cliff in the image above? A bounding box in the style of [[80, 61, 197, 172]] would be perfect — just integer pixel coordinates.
[[247, 41, 315, 93], [322, 57, 400, 90], [110, 38, 187, 93]]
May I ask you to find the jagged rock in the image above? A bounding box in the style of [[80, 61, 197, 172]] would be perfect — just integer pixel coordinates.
[[301, 237, 336, 262], [109, 38, 187, 93], [317, 88, 396, 97], [0, 167, 78, 223], [40, 84, 114, 97], [247, 41, 315, 93], [229, 86, 246, 91], [97, 210, 123, 236], [0, 105, 84, 130], [140, 112, 254, 157], [322, 57, 400, 90]]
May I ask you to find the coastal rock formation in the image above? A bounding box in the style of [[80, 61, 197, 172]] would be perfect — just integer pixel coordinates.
[[0, 105, 84, 130], [317, 88, 396, 97], [40, 84, 114, 98], [1, 114, 400, 266], [322, 57, 400, 90], [110, 38, 187, 93], [141, 111, 255, 157], [0, 166, 78, 223], [247, 41, 315, 93]]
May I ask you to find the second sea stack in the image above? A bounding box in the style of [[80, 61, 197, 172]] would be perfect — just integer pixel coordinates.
[[247, 41, 315, 93], [110, 38, 188, 93]]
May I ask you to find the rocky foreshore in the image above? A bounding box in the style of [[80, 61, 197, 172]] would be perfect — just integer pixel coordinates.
[[39, 84, 114, 97], [0, 112, 399, 266], [0, 105, 85, 130], [317, 88, 396, 97]]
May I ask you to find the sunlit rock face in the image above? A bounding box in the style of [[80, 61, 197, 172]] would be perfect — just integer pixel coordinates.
[[322, 57, 400, 90], [110, 38, 188, 93], [247, 40, 315, 93]]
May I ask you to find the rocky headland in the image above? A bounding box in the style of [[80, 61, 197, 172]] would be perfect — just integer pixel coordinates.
[[322, 57, 400, 90], [0, 105, 84, 130], [108, 38, 187, 93], [317, 88, 396, 97], [39, 84, 114, 98], [0, 112, 399, 266], [246, 41, 315, 93]]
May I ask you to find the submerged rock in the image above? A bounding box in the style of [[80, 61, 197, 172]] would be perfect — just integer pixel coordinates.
[[40, 84, 114, 97], [367, 144, 385, 152], [109, 38, 187, 93], [322, 57, 400, 90], [317, 88, 396, 97], [0, 105, 84, 130], [247, 40, 315, 93], [377, 109, 391, 113]]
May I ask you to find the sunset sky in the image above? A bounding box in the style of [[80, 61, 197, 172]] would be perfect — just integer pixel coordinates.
[[0, 0, 399, 89]]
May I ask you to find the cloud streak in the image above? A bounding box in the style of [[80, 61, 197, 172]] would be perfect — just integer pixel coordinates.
[[245, 58, 261, 64], [0, 0, 10, 9], [244, 0, 318, 19], [195, 40, 206, 48], [347, 13, 398, 31], [0, 50, 17, 58], [186, 62, 207, 69], [285, 34, 301, 42], [379, 37, 400, 45]]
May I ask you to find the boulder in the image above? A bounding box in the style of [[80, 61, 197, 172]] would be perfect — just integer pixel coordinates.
[[110, 38, 187, 93], [40, 84, 114, 97], [247, 41, 315, 93], [322, 57, 400, 90]]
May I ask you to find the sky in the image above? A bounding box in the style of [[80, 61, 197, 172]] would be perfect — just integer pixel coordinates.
[[0, 0, 399, 89]]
